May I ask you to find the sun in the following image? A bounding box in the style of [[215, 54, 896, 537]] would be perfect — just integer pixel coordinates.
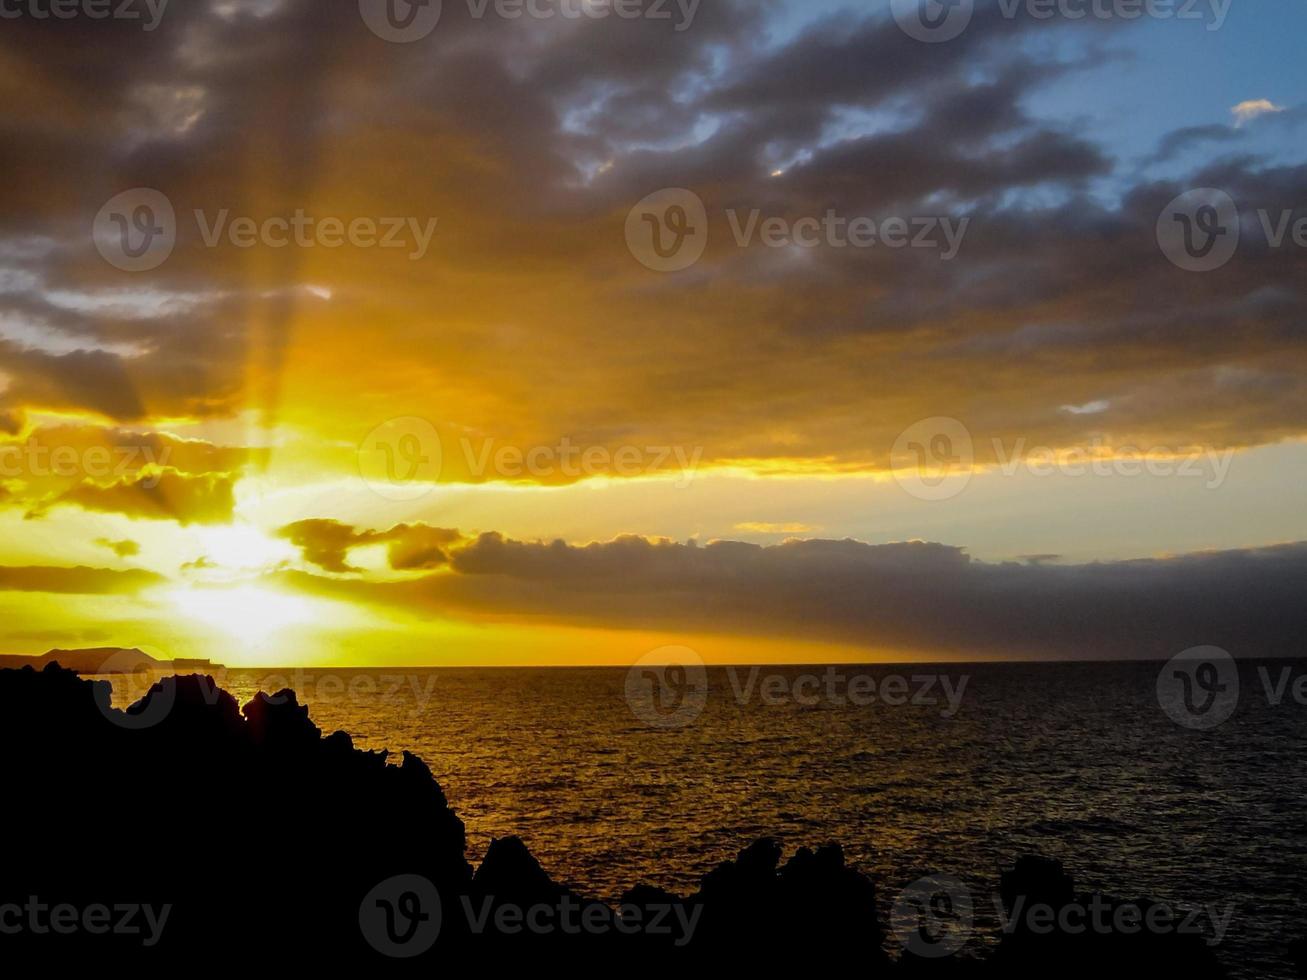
[[166, 584, 318, 646], [191, 524, 297, 573]]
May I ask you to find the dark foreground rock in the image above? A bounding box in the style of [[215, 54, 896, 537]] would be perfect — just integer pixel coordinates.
[[0, 666, 1259, 973]]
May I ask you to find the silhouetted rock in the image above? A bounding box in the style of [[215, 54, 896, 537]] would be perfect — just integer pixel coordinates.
[[645, 837, 888, 962], [990, 854, 1226, 979], [1291, 938, 1307, 977], [0, 665, 469, 964]]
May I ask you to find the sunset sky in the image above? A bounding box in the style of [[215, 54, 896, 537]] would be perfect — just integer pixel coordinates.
[[1, 0, 1305, 665]]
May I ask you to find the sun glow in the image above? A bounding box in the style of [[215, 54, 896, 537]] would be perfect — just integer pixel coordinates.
[[166, 585, 318, 645], [191, 524, 296, 573]]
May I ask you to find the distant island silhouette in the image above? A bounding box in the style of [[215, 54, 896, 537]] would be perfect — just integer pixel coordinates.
[[0, 648, 224, 674], [1, 663, 1299, 974]]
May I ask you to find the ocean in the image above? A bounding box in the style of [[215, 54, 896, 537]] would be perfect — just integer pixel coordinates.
[[97, 659, 1307, 977]]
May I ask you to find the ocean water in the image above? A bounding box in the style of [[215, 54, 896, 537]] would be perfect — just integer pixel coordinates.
[[98, 660, 1307, 977]]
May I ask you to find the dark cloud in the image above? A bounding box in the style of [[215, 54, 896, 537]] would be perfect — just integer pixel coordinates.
[[0, 564, 164, 595], [0, 424, 258, 521], [0, 346, 147, 421], [279, 520, 463, 573], [1147, 123, 1242, 165], [0, 1, 1303, 477], [279, 519, 365, 573], [40, 470, 237, 526], [386, 524, 467, 571], [0, 410, 23, 436], [272, 527, 1307, 660], [409, 534, 1307, 658], [1146, 103, 1307, 165], [95, 538, 141, 558]]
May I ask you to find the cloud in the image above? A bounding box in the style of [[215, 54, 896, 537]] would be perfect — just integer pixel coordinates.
[[95, 538, 141, 558], [1232, 99, 1285, 127], [279, 520, 463, 573], [442, 535, 1307, 658], [385, 524, 467, 571], [0, 564, 164, 595], [41, 470, 238, 526], [0, 2, 1304, 485], [278, 519, 364, 573], [0, 410, 23, 436], [273, 528, 1307, 660], [1145, 123, 1241, 164], [1060, 400, 1110, 416], [0, 424, 259, 522]]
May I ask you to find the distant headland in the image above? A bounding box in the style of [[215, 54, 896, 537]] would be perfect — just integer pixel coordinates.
[[0, 648, 224, 675]]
